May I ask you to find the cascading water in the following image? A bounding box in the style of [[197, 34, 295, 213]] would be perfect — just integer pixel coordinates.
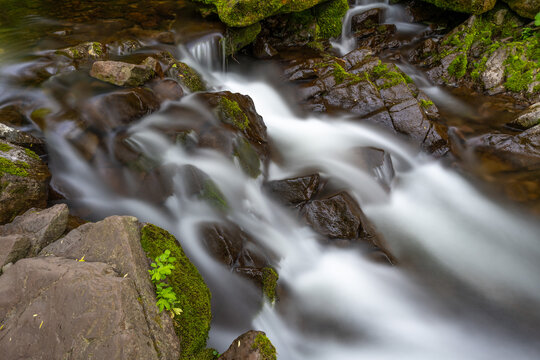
[[186, 32, 226, 72], [332, 0, 427, 56], [2, 0, 539, 359]]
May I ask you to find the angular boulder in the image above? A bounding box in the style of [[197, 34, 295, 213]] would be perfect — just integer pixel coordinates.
[[0, 257, 165, 360], [40, 216, 181, 360], [0, 204, 69, 257], [90, 57, 157, 87], [264, 174, 320, 206]]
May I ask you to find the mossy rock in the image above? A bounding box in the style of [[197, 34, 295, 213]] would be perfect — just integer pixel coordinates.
[[224, 22, 262, 56], [194, 0, 331, 27], [140, 224, 212, 360], [419, 0, 497, 14]]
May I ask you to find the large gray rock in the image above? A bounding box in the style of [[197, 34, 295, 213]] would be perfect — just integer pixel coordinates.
[[0, 140, 50, 224], [40, 216, 181, 360], [0, 257, 162, 360], [219, 330, 277, 360], [0, 204, 69, 257], [508, 102, 540, 130], [90, 57, 157, 87]]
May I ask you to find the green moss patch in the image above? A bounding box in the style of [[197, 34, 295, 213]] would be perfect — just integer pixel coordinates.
[[233, 137, 261, 178], [200, 179, 228, 211], [24, 148, 40, 160], [0, 157, 29, 177], [252, 333, 277, 360], [172, 62, 206, 92], [224, 23, 262, 56], [218, 97, 249, 131], [314, 0, 349, 39], [370, 61, 413, 89], [262, 267, 278, 303], [419, 99, 434, 108], [0, 143, 12, 152], [140, 224, 212, 360]]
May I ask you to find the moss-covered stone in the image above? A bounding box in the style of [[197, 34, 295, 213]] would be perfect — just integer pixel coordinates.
[[262, 267, 278, 303], [252, 333, 277, 360], [140, 224, 212, 360], [0, 143, 12, 152], [313, 0, 349, 39], [370, 61, 413, 89], [0, 157, 29, 177], [218, 97, 250, 130], [195, 0, 330, 27], [419, 0, 496, 14], [200, 179, 229, 211], [24, 148, 40, 161], [171, 62, 207, 92], [419, 99, 435, 108], [224, 23, 262, 56], [233, 137, 261, 178]]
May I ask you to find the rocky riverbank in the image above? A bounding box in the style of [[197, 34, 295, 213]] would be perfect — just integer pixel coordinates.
[[1, 0, 539, 358]]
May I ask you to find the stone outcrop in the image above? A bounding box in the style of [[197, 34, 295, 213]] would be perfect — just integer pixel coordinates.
[[90, 57, 158, 87], [502, 0, 540, 19]]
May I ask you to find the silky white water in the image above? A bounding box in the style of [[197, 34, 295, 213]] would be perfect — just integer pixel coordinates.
[[34, 1, 540, 358], [46, 67, 540, 358]]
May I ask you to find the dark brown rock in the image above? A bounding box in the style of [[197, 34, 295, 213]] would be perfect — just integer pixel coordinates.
[[0, 124, 45, 155], [303, 192, 364, 240], [351, 8, 382, 32], [81, 87, 160, 131], [265, 174, 320, 206], [147, 79, 184, 103]]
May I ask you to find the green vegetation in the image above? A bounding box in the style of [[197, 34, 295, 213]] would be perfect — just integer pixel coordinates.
[[218, 97, 249, 131], [172, 62, 206, 92], [224, 23, 261, 56], [419, 99, 434, 108], [0, 157, 29, 177], [0, 143, 12, 152], [332, 63, 361, 84], [149, 250, 183, 314], [370, 61, 413, 89], [233, 137, 261, 178], [535, 12, 540, 27], [252, 333, 277, 360], [313, 0, 349, 39], [140, 224, 212, 360], [437, 8, 539, 93], [262, 267, 278, 303], [419, 0, 495, 15], [24, 148, 40, 161], [200, 179, 228, 211]]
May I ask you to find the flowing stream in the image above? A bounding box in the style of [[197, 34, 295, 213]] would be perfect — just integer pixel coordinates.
[[1, 0, 540, 359]]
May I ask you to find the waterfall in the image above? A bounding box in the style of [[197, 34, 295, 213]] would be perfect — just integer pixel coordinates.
[[186, 32, 226, 72]]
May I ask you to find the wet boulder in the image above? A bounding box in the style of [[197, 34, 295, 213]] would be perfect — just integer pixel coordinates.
[[0, 204, 68, 258], [147, 78, 184, 103], [303, 192, 365, 240], [419, 0, 496, 14], [219, 330, 277, 360], [90, 57, 158, 87], [81, 87, 160, 131], [158, 52, 207, 92], [264, 173, 320, 206], [0, 140, 50, 224], [351, 8, 382, 32]]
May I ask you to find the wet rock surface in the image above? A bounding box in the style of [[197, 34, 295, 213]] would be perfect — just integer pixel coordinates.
[[219, 330, 277, 360], [265, 173, 321, 206], [0, 140, 50, 224], [90, 57, 158, 87]]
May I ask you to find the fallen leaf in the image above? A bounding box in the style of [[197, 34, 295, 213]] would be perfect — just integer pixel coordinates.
[[39, 321, 43, 329]]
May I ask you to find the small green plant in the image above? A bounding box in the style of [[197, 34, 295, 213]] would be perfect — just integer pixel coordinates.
[[535, 12, 540, 27], [149, 250, 182, 315], [522, 27, 533, 39]]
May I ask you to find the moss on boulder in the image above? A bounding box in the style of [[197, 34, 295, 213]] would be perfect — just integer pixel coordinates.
[[420, 0, 497, 14], [195, 0, 331, 27], [140, 224, 212, 360]]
